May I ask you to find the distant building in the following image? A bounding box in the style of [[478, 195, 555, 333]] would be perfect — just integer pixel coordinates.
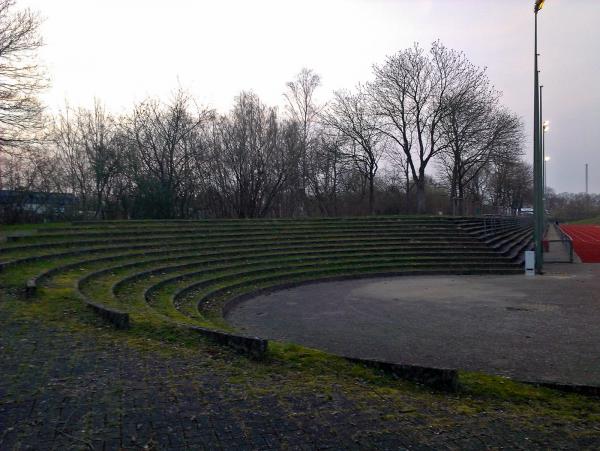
[[0, 190, 77, 221], [519, 207, 534, 216]]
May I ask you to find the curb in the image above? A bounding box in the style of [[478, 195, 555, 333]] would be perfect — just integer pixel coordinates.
[[523, 380, 600, 397], [83, 297, 130, 330], [25, 279, 36, 297], [345, 357, 458, 391], [185, 324, 268, 359], [73, 264, 268, 356]]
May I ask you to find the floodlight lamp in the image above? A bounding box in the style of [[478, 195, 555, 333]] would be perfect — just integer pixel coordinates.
[[543, 120, 550, 132]]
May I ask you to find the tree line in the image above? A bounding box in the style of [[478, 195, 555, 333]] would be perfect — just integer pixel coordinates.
[[546, 190, 600, 222], [0, 1, 532, 222]]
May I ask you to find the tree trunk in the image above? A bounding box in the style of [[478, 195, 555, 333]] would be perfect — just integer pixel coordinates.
[[415, 173, 426, 214], [450, 166, 458, 216], [368, 175, 375, 215], [94, 190, 101, 219], [405, 164, 410, 214], [332, 155, 338, 217], [458, 183, 465, 216]]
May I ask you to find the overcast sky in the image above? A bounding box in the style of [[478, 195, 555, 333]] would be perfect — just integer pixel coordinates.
[[20, 0, 600, 194]]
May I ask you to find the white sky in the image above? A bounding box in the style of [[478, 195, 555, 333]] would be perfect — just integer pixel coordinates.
[[19, 0, 600, 194]]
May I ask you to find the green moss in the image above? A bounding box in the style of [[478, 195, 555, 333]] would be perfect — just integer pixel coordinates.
[[2, 217, 599, 427], [459, 372, 600, 416]]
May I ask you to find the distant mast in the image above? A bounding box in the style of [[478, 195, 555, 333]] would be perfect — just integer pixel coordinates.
[[585, 163, 589, 194]]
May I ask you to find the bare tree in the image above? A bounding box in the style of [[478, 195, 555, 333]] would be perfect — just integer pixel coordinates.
[[284, 68, 321, 213], [77, 100, 121, 218], [436, 63, 524, 215], [124, 89, 211, 218], [370, 41, 483, 213], [52, 101, 122, 218], [306, 131, 344, 216], [385, 147, 413, 213], [210, 92, 288, 218], [2, 29, 536, 221], [53, 105, 91, 212], [323, 87, 385, 214], [485, 158, 532, 215], [0, 0, 45, 153]]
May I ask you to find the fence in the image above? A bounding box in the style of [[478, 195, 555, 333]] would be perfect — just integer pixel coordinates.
[[481, 214, 533, 235], [543, 224, 574, 263]]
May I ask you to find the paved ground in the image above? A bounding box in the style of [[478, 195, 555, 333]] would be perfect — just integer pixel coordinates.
[[544, 224, 576, 263], [3, 268, 600, 449], [6, 309, 599, 449], [228, 263, 600, 386]]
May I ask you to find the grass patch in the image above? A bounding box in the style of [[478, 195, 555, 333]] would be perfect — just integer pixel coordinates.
[[0, 221, 69, 234], [2, 217, 598, 428], [571, 217, 600, 225]]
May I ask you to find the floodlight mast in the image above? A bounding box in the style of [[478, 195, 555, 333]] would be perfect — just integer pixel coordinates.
[[543, 120, 550, 197], [533, 0, 547, 274]]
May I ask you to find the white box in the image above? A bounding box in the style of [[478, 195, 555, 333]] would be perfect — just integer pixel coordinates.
[[525, 251, 535, 276]]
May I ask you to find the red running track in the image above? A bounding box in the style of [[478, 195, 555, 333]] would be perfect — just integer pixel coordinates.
[[560, 224, 600, 263]]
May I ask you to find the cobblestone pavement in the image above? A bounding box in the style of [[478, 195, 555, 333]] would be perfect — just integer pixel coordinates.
[[1, 301, 600, 450]]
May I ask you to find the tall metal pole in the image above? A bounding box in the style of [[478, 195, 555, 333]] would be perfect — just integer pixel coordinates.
[[540, 85, 545, 198], [586, 163, 589, 194], [533, 10, 544, 273], [544, 157, 547, 197]]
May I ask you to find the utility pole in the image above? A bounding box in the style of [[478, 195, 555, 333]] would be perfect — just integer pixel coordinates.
[[533, 1, 545, 274]]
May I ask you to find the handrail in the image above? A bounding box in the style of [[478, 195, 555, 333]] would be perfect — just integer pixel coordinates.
[[555, 224, 574, 263], [481, 215, 532, 235]]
